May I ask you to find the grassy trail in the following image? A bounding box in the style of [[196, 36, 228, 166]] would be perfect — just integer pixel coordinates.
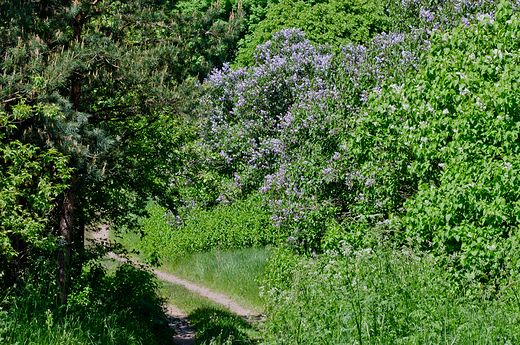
[[154, 267, 259, 319], [90, 226, 264, 344]]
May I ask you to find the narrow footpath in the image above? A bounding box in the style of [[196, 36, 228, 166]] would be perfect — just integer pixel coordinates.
[[164, 304, 195, 345], [89, 226, 261, 345]]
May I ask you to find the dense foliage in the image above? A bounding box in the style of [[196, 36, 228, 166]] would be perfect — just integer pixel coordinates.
[[0, 0, 242, 302], [169, 0, 496, 254], [235, 0, 391, 65], [120, 195, 279, 263], [0, 1, 246, 342], [253, 3, 520, 342], [0, 103, 71, 286], [356, 2, 520, 282], [0, 258, 172, 344], [5, 0, 520, 343]]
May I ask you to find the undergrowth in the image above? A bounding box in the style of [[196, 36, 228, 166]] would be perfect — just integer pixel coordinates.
[[0, 259, 173, 345], [118, 194, 282, 265], [117, 197, 273, 312], [263, 244, 520, 344]]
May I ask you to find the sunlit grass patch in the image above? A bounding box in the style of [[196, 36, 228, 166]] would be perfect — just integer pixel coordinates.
[[159, 281, 222, 313], [160, 247, 271, 313], [189, 307, 262, 345]]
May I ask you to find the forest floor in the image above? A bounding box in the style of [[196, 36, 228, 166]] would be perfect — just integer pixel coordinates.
[[87, 225, 262, 345]]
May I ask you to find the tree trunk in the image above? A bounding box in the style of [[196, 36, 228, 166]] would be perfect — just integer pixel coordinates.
[[57, 11, 85, 305], [57, 176, 76, 305]]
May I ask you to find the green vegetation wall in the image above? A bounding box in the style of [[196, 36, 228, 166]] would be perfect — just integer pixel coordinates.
[[236, 0, 390, 65], [358, 3, 520, 282]]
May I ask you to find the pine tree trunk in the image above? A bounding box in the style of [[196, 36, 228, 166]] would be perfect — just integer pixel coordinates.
[[57, 11, 84, 305], [57, 176, 76, 305]]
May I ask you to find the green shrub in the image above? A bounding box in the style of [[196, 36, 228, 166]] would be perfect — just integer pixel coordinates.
[[236, 0, 390, 65], [0, 260, 173, 344], [125, 193, 285, 263], [353, 1, 520, 282]]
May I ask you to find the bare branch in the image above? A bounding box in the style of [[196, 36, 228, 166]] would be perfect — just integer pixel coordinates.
[[1, 97, 19, 104]]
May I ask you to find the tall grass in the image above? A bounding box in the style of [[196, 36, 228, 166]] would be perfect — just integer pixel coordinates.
[[162, 247, 272, 312], [0, 261, 174, 345], [262, 244, 520, 344], [0, 299, 168, 344]]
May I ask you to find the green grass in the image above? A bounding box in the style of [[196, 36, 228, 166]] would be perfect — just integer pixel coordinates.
[[262, 246, 520, 344], [160, 248, 271, 313], [189, 307, 262, 345], [159, 281, 263, 345], [0, 262, 174, 345], [0, 304, 172, 345], [100, 230, 270, 343], [116, 220, 272, 313], [113, 197, 276, 312], [159, 281, 222, 313]]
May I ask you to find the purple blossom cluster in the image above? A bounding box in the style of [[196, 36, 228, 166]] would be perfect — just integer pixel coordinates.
[[389, 0, 497, 35], [177, 0, 510, 248], [197, 27, 421, 230], [199, 29, 342, 223]]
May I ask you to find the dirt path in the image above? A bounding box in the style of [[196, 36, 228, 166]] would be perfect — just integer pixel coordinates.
[[89, 225, 261, 344], [165, 304, 196, 345]]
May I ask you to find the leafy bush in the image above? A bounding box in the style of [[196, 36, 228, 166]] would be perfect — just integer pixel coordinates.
[[356, 2, 520, 282], [192, 26, 429, 252], [235, 0, 499, 66], [123, 194, 281, 262], [0, 258, 172, 344], [262, 244, 520, 344], [0, 101, 72, 286], [235, 0, 391, 65], [182, 0, 502, 255]]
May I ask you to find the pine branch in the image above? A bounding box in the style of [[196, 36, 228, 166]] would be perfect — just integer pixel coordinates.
[[1, 97, 20, 104], [90, 104, 136, 116], [131, 38, 177, 47]]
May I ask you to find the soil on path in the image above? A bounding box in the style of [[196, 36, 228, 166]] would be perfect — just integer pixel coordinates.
[[88, 225, 262, 344], [165, 304, 196, 345]]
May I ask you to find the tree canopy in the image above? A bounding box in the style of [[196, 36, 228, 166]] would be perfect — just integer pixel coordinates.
[[0, 0, 242, 302]]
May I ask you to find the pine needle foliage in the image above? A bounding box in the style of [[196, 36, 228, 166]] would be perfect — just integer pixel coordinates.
[[0, 0, 243, 301]]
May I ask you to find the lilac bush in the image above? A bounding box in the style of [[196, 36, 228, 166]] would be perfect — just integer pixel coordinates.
[[176, 0, 509, 252], [386, 0, 495, 34], [195, 28, 425, 250]]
